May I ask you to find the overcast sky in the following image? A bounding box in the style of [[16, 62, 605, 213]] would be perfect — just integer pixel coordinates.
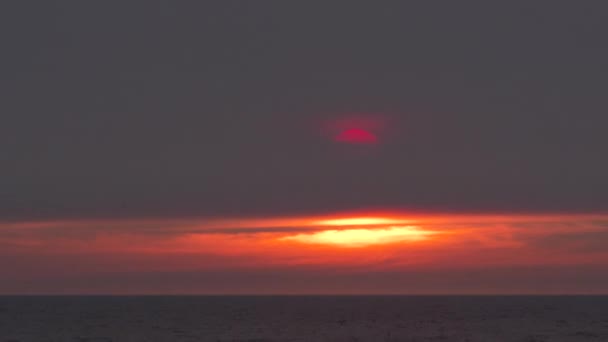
[[2, 1, 607, 220]]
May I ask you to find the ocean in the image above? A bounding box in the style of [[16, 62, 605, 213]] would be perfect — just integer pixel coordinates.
[[1, 296, 607, 341]]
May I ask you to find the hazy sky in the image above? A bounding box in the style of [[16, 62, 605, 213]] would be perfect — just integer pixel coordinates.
[[1, 2, 607, 294]]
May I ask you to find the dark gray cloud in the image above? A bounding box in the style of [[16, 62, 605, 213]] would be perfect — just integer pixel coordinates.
[[0, 220, 322, 240], [1, 2, 608, 220]]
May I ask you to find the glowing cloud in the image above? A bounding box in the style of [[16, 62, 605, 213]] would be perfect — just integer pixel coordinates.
[[280, 225, 436, 247], [315, 217, 413, 226]]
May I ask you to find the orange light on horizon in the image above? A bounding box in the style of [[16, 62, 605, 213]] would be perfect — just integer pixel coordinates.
[[315, 217, 414, 227], [280, 225, 436, 247]]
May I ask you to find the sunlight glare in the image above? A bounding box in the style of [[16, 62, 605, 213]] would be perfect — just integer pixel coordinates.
[[316, 217, 413, 227], [281, 225, 435, 247]]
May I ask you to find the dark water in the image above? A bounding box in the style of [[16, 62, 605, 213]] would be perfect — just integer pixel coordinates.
[[1, 296, 608, 341]]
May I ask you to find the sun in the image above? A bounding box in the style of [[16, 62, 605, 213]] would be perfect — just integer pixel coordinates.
[[321, 114, 389, 145]]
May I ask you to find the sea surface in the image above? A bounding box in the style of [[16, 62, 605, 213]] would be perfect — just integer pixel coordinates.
[[1, 296, 607, 341]]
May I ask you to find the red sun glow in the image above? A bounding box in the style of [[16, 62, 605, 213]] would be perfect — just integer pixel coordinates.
[[322, 115, 387, 145], [335, 128, 378, 144]]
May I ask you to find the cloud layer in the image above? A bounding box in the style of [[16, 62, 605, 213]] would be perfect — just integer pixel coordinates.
[[2, 213, 607, 294]]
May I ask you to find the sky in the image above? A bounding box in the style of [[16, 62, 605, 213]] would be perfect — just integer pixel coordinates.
[[1, 2, 608, 294]]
